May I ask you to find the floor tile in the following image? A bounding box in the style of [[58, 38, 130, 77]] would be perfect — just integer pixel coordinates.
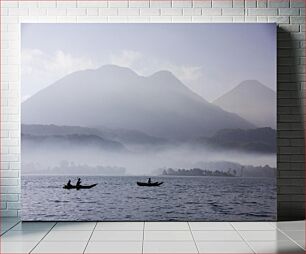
[[52, 222, 96, 231], [192, 230, 243, 241], [1, 229, 9, 235], [249, 240, 304, 253], [283, 230, 305, 241], [32, 241, 87, 253], [85, 241, 142, 253], [189, 222, 234, 231], [42, 230, 92, 242], [269, 222, 278, 229], [90, 230, 143, 241], [143, 241, 198, 253], [0, 241, 38, 253], [11, 222, 55, 231], [144, 230, 193, 241], [1, 230, 47, 242], [1, 224, 17, 235], [296, 240, 305, 250], [1, 221, 20, 229], [1, 221, 21, 234], [276, 221, 305, 231], [239, 230, 291, 241], [232, 222, 276, 231], [282, 230, 305, 249], [197, 241, 253, 253], [95, 222, 144, 231], [145, 222, 189, 230], [1, 218, 21, 224]]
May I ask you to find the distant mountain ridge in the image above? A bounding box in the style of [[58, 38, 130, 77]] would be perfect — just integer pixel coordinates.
[[213, 80, 276, 128], [194, 127, 276, 154], [22, 133, 126, 151], [22, 124, 275, 154], [22, 124, 167, 145], [22, 65, 254, 139]]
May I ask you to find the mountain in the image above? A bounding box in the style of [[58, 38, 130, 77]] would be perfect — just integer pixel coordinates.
[[213, 80, 276, 128], [22, 133, 126, 152], [22, 65, 254, 139], [22, 124, 167, 145], [194, 127, 276, 154]]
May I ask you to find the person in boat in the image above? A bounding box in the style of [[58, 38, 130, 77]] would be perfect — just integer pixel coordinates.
[[148, 178, 152, 184], [76, 178, 82, 187], [67, 180, 72, 187]]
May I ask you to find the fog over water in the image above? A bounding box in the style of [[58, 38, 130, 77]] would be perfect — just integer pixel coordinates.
[[22, 141, 276, 175]]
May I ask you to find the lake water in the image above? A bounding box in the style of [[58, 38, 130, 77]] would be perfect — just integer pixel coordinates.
[[21, 175, 276, 221]]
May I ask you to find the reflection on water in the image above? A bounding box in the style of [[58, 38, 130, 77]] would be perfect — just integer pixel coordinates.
[[22, 175, 276, 221]]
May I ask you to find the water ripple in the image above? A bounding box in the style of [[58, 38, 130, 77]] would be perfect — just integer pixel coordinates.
[[21, 175, 276, 221]]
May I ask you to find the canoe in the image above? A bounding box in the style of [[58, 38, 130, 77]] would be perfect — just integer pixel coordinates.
[[137, 181, 163, 187], [63, 183, 97, 190]]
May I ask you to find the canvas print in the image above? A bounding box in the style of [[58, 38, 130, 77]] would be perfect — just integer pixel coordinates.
[[21, 24, 277, 221]]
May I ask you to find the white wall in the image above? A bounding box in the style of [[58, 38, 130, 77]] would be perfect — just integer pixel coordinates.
[[1, 0, 305, 219]]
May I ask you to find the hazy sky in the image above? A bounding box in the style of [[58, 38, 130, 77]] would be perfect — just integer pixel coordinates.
[[21, 23, 276, 102]]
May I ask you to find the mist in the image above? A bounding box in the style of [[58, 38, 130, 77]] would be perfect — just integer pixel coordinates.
[[22, 139, 276, 176]]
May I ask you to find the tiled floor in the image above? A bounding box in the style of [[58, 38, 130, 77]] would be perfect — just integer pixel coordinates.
[[0, 219, 304, 253]]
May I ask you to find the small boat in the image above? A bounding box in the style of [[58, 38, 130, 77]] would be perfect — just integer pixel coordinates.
[[137, 181, 163, 187], [63, 183, 97, 190]]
